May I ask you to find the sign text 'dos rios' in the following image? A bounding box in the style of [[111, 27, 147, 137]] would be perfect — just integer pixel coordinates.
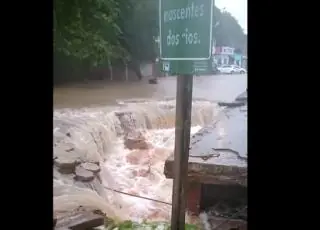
[[159, 0, 214, 61]]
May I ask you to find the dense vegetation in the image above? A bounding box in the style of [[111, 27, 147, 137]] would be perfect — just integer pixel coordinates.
[[214, 8, 247, 53], [54, 0, 247, 84]]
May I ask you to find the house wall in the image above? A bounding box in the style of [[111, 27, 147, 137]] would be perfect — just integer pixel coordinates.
[[214, 46, 236, 65], [234, 53, 242, 66], [221, 46, 235, 55], [242, 57, 247, 69], [214, 54, 230, 65]]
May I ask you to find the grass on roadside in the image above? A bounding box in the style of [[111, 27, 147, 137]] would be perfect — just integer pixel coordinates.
[[105, 218, 200, 230]]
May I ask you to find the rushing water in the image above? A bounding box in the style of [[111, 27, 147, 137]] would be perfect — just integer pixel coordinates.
[[53, 75, 247, 222]]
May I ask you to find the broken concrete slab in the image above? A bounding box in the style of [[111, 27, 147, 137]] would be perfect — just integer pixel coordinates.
[[218, 101, 245, 107], [218, 91, 247, 107], [54, 145, 80, 159], [235, 91, 247, 102], [81, 162, 101, 174], [164, 104, 247, 187], [54, 157, 78, 174], [74, 166, 95, 182], [190, 106, 247, 160], [124, 131, 150, 150], [55, 211, 104, 230]]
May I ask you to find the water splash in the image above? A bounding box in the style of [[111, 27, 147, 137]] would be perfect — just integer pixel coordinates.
[[53, 99, 222, 222]]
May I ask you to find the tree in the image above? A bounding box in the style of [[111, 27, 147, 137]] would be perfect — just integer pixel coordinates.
[[54, 0, 127, 65], [127, 0, 158, 62], [119, 0, 159, 79], [214, 7, 247, 53], [54, 0, 160, 82]]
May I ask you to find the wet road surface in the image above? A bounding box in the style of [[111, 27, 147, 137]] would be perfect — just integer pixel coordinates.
[[54, 74, 247, 109]]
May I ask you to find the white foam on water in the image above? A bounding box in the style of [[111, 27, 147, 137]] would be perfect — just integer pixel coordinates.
[[53, 99, 222, 223], [101, 126, 202, 222]]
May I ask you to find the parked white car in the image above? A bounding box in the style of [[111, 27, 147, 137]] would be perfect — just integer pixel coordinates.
[[217, 65, 247, 74]]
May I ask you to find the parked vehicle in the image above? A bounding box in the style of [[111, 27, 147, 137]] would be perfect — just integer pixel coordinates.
[[217, 65, 247, 74]]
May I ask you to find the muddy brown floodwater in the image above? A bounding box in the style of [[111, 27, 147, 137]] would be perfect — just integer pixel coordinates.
[[54, 75, 247, 109], [53, 74, 247, 223]]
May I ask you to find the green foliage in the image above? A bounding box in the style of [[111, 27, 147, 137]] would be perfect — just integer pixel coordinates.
[[54, 0, 128, 65], [117, 0, 158, 62], [54, 0, 159, 66], [214, 7, 247, 53]]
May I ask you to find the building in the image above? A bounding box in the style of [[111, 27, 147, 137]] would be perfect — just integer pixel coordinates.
[[214, 46, 235, 65], [242, 56, 247, 69], [233, 53, 242, 66], [214, 46, 246, 68]]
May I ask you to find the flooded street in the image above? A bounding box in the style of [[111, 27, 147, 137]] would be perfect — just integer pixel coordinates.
[[53, 74, 247, 222], [54, 75, 247, 109]]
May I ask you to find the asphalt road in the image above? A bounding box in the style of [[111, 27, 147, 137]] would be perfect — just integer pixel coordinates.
[[54, 74, 247, 109]]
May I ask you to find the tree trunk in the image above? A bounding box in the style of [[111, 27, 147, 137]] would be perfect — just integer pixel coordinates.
[[130, 60, 143, 80]]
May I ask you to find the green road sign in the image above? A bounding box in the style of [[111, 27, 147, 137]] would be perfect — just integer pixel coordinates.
[[193, 60, 213, 75], [159, 0, 214, 61], [161, 59, 214, 75]]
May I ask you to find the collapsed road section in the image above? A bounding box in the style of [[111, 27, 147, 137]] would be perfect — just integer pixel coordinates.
[[164, 91, 247, 229]]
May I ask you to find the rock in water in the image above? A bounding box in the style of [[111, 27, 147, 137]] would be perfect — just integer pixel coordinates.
[[124, 138, 149, 150], [124, 132, 150, 150], [126, 150, 150, 165], [54, 157, 78, 174], [74, 166, 94, 182], [81, 162, 101, 174]]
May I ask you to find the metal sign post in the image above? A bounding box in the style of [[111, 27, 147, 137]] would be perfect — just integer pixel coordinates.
[[159, 0, 214, 229], [171, 74, 193, 229]]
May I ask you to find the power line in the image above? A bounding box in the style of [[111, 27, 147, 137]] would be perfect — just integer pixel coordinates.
[[103, 185, 172, 206]]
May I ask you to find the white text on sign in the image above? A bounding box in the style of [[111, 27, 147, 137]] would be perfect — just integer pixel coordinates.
[[163, 2, 205, 47], [163, 2, 205, 23], [167, 28, 201, 46]]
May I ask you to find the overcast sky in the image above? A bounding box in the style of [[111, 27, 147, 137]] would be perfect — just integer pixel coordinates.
[[215, 0, 247, 34]]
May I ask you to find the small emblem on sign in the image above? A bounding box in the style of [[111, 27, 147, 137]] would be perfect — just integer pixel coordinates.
[[163, 62, 170, 71]]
